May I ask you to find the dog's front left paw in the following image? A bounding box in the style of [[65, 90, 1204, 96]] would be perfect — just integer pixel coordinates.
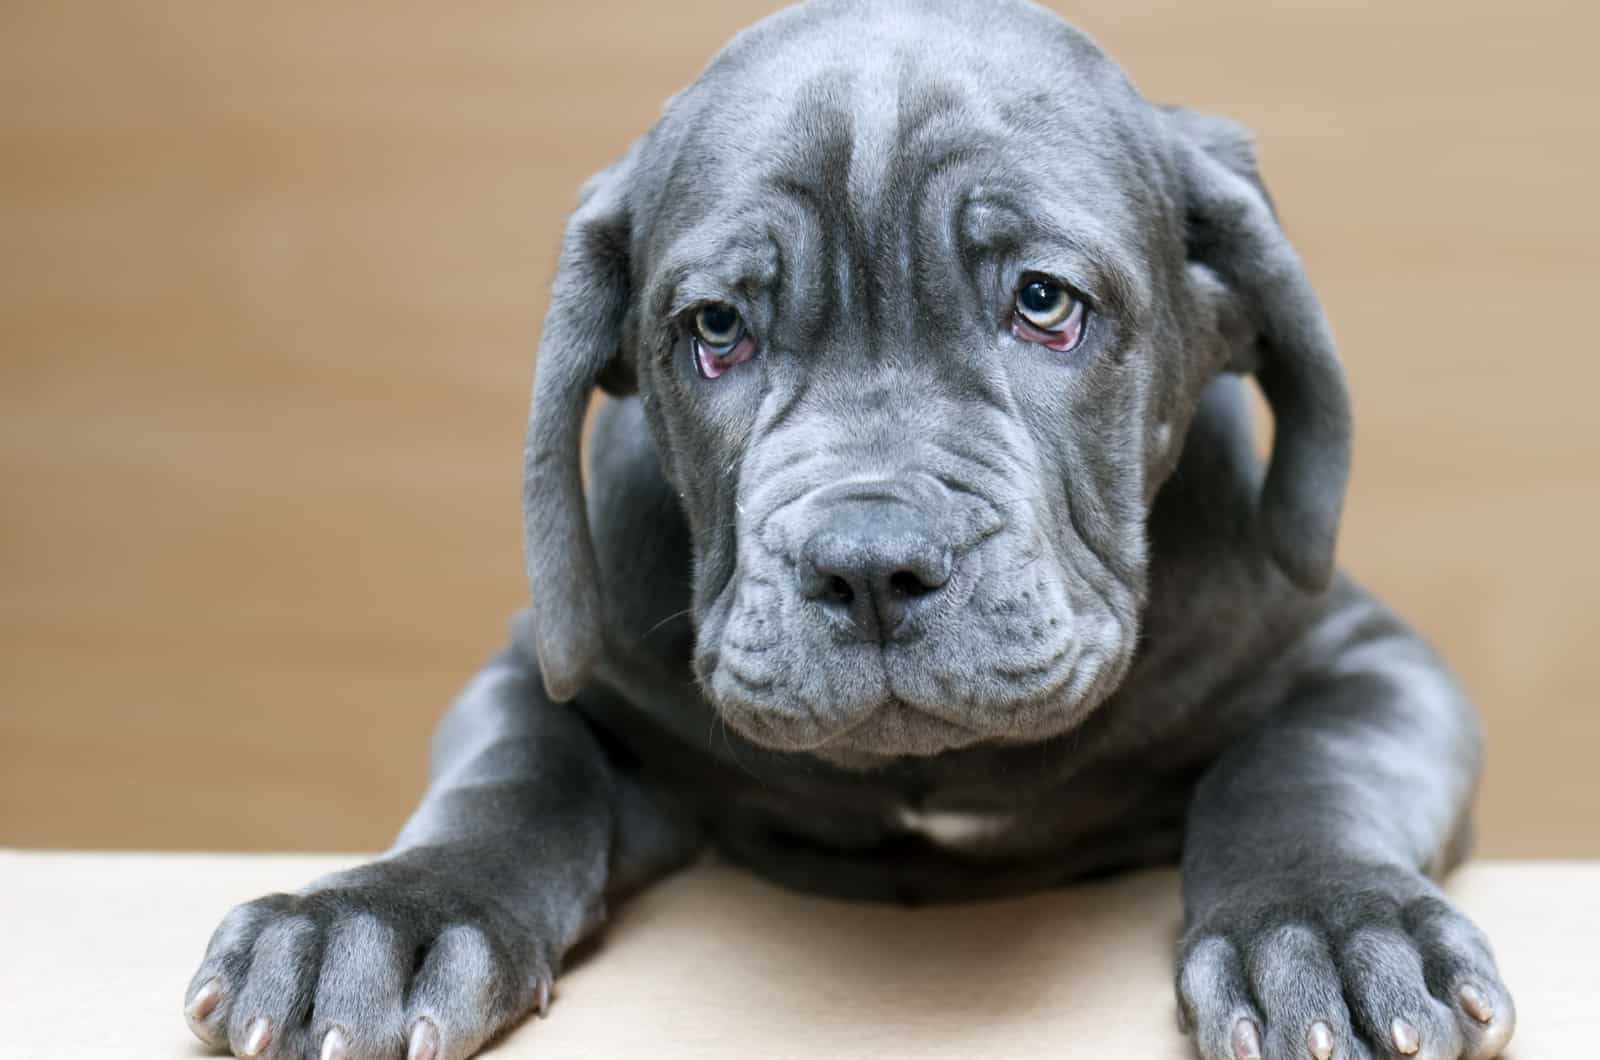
[[183, 857, 569, 1060], [1176, 870, 1514, 1060]]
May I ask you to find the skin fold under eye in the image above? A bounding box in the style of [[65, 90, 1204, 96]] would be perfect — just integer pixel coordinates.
[[1012, 277, 1087, 352], [690, 302, 757, 379]]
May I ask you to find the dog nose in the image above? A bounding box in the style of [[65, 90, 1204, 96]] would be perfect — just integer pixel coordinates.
[[798, 501, 953, 641]]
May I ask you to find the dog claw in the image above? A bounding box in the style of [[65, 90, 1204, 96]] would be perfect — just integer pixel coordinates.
[[1307, 1020, 1334, 1060], [186, 979, 221, 1023], [1391, 1017, 1420, 1055], [1231, 1016, 1263, 1059], [320, 1025, 349, 1060], [1458, 982, 1494, 1024], [407, 1018, 440, 1060], [242, 1016, 271, 1057], [535, 979, 552, 1017]]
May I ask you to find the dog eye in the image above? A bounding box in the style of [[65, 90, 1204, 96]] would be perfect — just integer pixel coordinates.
[[694, 303, 743, 348], [1017, 279, 1075, 328], [689, 302, 756, 379], [1013, 277, 1087, 352]]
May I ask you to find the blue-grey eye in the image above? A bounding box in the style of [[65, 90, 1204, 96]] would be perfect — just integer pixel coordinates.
[[693, 303, 744, 350], [1016, 278, 1077, 330]]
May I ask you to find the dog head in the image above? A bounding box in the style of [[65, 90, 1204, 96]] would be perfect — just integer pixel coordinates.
[[523, 0, 1349, 762]]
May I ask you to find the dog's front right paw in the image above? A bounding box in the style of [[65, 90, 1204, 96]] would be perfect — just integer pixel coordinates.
[[184, 858, 564, 1060]]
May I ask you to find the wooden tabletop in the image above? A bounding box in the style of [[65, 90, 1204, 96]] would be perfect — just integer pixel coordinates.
[[2, 852, 1593, 1058]]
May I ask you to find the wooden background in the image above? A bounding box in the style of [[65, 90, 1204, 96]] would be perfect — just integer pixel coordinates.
[[2, 1, 1596, 857]]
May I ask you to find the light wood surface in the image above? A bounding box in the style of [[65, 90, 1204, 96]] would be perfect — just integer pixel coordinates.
[[2, 852, 1594, 1057], [2, 3, 1597, 856]]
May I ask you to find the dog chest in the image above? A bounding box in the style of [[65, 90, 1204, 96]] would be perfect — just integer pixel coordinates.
[[891, 805, 1017, 847]]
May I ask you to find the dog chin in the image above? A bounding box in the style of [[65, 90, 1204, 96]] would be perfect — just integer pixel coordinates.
[[812, 705, 994, 766], [714, 691, 1011, 768]]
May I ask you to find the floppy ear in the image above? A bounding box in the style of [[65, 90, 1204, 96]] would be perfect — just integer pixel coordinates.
[[1166, 106, 1352, 592], [522, 150, 639, 701]]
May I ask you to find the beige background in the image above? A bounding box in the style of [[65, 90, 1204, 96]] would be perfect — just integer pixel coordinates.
[[1, 2, 1595, 857]]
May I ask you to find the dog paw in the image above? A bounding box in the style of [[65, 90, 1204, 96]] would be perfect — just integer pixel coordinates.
[[1176, 870, 1514, 1060], [184, 857, 565, 1060]]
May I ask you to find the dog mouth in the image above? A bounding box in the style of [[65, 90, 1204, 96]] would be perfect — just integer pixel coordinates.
[[715, 689, 989, 760], [830, 693, 989, 747], [705, 643, 1096, 761]]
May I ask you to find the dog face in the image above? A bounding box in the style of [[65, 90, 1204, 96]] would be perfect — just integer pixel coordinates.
[[635, 23, 1166, 759], [523, 0, 1349, 763]]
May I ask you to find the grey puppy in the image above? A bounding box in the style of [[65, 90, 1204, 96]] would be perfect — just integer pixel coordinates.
[[184, 2, 1517, 1059]]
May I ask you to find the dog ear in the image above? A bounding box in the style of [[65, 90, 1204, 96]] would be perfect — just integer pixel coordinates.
[[522, 149, 639, 701], [1166, 106, 1352, 592]]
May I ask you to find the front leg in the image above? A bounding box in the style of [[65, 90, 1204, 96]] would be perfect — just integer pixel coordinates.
[[183, 634, 702, 1060], [1178, 613, 1515, 1060]]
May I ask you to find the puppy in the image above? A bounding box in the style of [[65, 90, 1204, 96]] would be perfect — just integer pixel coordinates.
[[185, 3, 1515, 1058]]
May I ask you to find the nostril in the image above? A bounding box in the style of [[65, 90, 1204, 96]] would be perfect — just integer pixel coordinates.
[[826, 575, 854, 606], [888, 570, 936, 598]]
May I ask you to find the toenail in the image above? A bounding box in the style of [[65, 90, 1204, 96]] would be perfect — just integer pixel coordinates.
[[320, 1025, 349, 1060], [242, 1016, 271, 1057], [186, 979, 221, 1022], [407, 1018, 440, 1060], [1458, 982, 1494, 1024], [1232, 1016, 1263, 1059], [535, 979, 552, 1017], [1307, 1020, 1335, 1060], [1391, 1016, 1420, 1055]]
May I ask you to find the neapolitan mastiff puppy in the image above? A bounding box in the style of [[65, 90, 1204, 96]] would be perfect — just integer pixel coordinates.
[[184, 2, 1516, 1058]]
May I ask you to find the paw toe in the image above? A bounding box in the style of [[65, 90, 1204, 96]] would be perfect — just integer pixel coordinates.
[[309, 912, 410, 1058], [1403, 899, 1516, 1058], [403, 923, 537, 1060], [1450, 980, 1515, 1060], [1245, 923, 1363, 1059], [184, 977, 228, 1047], [1177, 936, 1264, 1060], [1338, 928, 1462, 1059], [227, 915, 319, 1057]]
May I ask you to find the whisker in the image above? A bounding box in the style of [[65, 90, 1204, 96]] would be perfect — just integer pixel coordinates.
[[637, 607, 694, 641], [718, 712, 762, 782]]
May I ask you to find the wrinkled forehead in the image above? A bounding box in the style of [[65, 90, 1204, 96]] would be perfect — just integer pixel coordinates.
[[633, 9, 1162, 334]]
